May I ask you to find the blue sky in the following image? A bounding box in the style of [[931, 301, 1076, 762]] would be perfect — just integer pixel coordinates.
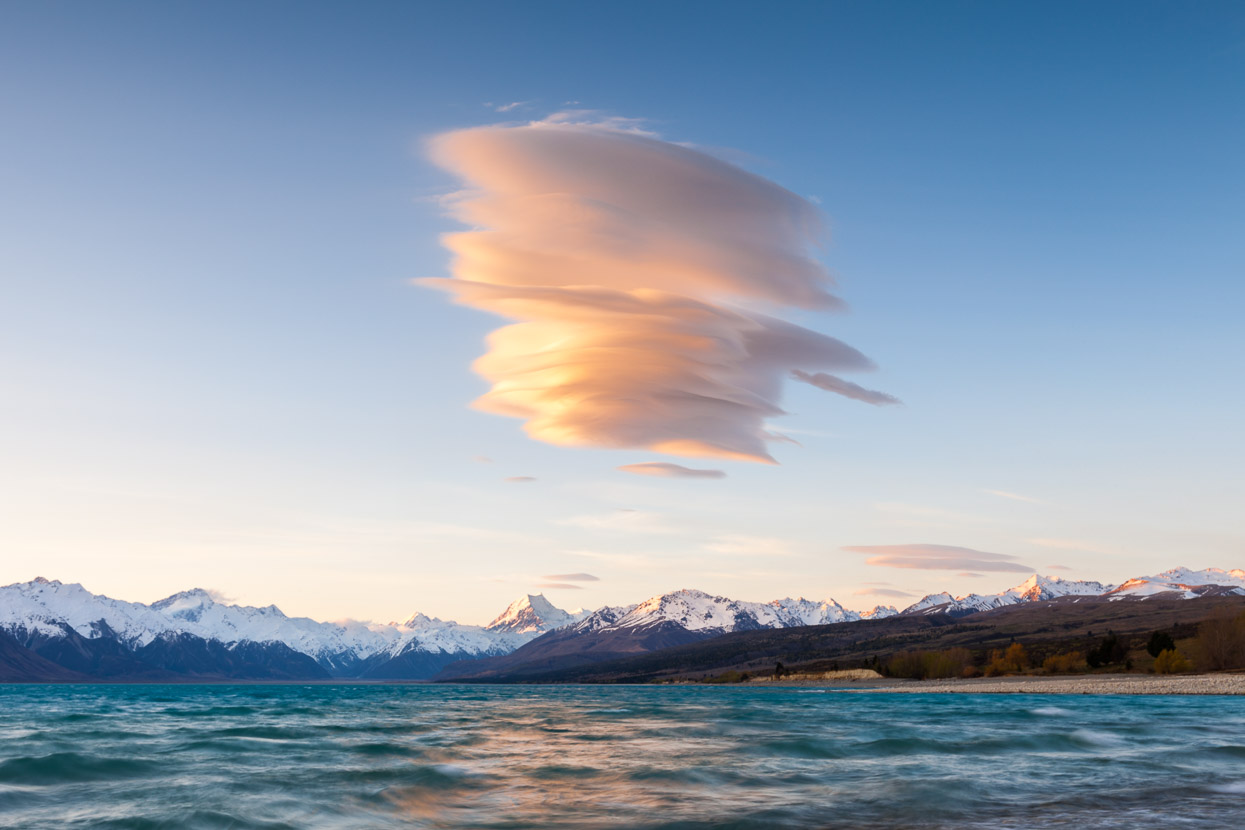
[[2, 1, 1242, 624]]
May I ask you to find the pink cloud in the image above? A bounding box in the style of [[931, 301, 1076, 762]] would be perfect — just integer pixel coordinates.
[[844, 543, 1033, 573], [421, 120, 891, 463], [617, 462, 725, 479], [852, 587, 915, 598], [791, 369, 901, 406]]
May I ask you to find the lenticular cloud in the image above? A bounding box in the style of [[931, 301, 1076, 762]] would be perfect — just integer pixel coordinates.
[[423, 119, 892, 463]]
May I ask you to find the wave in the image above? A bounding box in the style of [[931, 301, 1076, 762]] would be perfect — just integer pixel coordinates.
[[0, 752, 161, 785]]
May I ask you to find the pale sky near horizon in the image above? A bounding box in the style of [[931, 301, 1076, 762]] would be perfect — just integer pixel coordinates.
[[2, 1, 1242, 626]]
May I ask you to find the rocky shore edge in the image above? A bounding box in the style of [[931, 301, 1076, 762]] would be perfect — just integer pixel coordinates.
[[747, 669, 1245, 694]]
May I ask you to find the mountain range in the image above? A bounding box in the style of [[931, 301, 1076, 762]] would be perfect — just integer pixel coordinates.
[[2, 567, 1242, 682]]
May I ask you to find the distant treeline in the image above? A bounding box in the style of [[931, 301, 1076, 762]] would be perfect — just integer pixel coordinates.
[[880, 609, 1245, 680]]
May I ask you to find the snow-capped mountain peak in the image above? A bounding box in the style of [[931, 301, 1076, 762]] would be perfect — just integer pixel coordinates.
[[1009, 574, 1111, 602], [487, 593, 581, 634], [397, 611, 442, 629], [1105, 567, 1245, 599], [766, 597, 858, 626]]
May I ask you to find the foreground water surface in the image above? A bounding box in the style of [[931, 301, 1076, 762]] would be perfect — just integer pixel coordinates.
[[1, 684, 1243, 828]]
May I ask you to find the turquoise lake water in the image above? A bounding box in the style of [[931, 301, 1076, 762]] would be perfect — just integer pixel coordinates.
[[1, 684, 1243, 828]]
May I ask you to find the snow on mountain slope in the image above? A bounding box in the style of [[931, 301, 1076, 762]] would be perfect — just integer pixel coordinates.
[[574, 589, 865, 635], [766, 597, 859, 626], [570, 604, 639, 634], [1010, 574, 1111, 601], [0, 579, 578, 667], [0, 578, 182, 647], [392, 612, 528, 656], [151, 588, 401, 660], [902, 592, 956, 614], [861, 605, 899, 619], [487, 594, 588, 635], [1106, 568, 1245, 600], [609, 589, 780, 632], [902, 575, 1114, 616]]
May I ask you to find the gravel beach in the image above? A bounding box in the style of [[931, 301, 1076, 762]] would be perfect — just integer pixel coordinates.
[[859, 673, 1245, 695]]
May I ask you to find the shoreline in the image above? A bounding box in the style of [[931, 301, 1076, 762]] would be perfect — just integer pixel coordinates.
[[812, 673, 1245, 695]]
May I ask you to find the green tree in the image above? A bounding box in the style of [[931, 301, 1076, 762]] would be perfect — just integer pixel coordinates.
[[1087, 632, 1127, 668], [1146, 631, 1175, 658]]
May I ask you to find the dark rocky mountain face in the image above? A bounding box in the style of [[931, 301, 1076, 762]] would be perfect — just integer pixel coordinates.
[[1, 622, 332, 681], [359, 647, 488, 680], [9, 622, 160, 679], [436, 619, 713, 681], [0, 628, 86, 682], [135, 633, 330, 680]]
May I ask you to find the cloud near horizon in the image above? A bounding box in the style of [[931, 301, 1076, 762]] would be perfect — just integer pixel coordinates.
[[844, 543, 1033, 573], [852, 587, 915, 598], [984, 489, 1044, 504], [542, 572, 599, 582], [617, 462, 726, 479], [422, 117, 891, 463]]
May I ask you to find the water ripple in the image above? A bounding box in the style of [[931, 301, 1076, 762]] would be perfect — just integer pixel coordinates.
[[0, 684, 1242, 828]]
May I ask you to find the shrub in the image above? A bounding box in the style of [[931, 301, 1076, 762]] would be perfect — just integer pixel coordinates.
[[886, 648, 973, 680], [924, 647, 973, 679], [886, 650, 928, 680], [1042, 651, 1084, 674], [1153, 648, 1192, 674]]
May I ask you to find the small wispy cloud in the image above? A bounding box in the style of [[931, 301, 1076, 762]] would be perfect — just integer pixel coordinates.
[[205, 588, 236, 604], [486, 100, 532, 113], [617, 462, 726, 479], [873, 502, 991, 528], [557, 509, 675, 535], [791, 369, 902, 406], [542, 572, 599, 582], [504, 476, 537, 483], [472, 455, 493, 464], [984, 489, 1044, 504], [1028, 538, 1114, 555], [844, 543, 1033, 574], [564, 549, 656, 569], [852, 587, 915, 598], [536, 582, 582, 590], [703, 534, 794, 556], [1047, 564, 1073, 571]]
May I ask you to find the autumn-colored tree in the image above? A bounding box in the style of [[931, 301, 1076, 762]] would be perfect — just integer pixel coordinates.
[[885, 648, 974, 680], [1154, 648, 1192, 674], [1042, 651, 1084, 673], [984, 643, 1029, 676], [1197, 612, 1245, 671]]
